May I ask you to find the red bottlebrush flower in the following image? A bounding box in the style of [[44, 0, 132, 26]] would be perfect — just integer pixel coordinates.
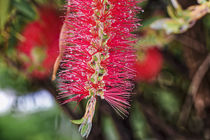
[[17, 6, 62, 79], [56, 0, 140, 138], [135, 47, 163, 82]]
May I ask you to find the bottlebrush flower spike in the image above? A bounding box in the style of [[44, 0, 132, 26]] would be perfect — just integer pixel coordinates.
[[57, 0, 140, 138]]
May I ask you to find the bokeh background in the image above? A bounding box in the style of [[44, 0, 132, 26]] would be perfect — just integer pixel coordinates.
[[1, 0, 210, 140]]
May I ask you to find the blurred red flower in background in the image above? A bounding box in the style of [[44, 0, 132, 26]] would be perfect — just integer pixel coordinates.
[[136, 47, 163, 82], [17, 6, 62, 79]]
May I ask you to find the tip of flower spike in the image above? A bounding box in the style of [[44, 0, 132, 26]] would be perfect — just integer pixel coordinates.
[[79, 122, 92, 138], [69, 97, 96, 138]]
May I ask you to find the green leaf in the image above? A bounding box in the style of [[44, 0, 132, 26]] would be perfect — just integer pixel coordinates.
[[167, 5, 177, 19], [102, 116, 119, 140], [164, 20, 182, 34], [14, 0, 36, 20], [0, 0, 10, 30], [71, 118, 84, 125], [130, 102, 152, 139], [155, 89, 180, 116]]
